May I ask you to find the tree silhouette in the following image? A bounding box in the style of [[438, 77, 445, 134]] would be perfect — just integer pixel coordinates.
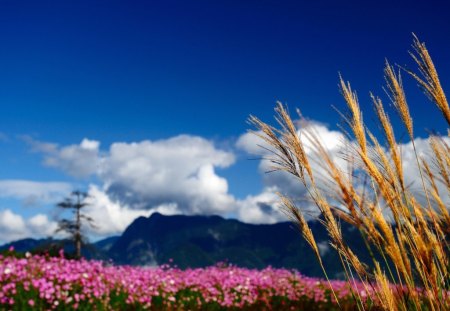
[[55, 191, 95, 259]]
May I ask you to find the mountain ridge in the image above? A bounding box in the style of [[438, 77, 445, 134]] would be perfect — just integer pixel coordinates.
[[1, 213, 371, 279]]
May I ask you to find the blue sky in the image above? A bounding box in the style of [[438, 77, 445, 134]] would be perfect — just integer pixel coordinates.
[[0, 0, 449, 243]]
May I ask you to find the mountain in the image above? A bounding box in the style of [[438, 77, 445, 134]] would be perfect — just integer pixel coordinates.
[[0, 238, 55, 253], [108, 213, 372, 279], [93, 236, 120, 252], [1, 214, 376, 279]]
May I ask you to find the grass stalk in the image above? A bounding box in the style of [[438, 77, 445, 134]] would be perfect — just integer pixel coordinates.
[[249, 36, 450, 310]]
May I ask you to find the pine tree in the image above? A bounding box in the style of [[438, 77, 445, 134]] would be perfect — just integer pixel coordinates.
[[55, 191, 95, 259]]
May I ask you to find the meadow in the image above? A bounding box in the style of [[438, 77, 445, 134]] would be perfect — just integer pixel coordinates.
[[0, 250, 365, 310]]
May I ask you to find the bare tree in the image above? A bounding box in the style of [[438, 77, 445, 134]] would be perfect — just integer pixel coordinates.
[[55, 191, 95, 259]]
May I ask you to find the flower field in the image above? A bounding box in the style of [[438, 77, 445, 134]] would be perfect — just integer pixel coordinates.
[[0, 251, 370, 310]]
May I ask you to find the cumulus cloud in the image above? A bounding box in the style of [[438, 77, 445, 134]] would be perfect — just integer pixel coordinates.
[[237, 122, 350, 216], [235, 130, 267, 155], [0, 209, 26, 242], [0, 180, 72, 207], [235, 187, 285, 224], [20, 125, 448, 234], [21, 134, 243, 231], [19, 129, 342, 228], [23, 137, 100, 178], [83, 185, 151, 236], [0, 180, 71, 242], [100, 135, 236, 216], [0, 209, 58, 244], [400, 136, 450, 206], [237, 121, 347, 175], [237, 121, 450, 221], [25, 135, 236, 216], [28, 214, 59, 237]]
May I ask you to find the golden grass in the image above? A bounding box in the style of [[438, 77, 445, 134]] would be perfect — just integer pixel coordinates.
[[250, 36, 450, 310]]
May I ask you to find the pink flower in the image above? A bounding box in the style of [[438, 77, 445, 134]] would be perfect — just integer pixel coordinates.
[[0, 253, 373, 308]]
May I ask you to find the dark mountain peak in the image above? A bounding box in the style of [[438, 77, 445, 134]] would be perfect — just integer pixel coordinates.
[[116, 213, 227, 242], [136, 212, 227, 229], [149, 212, 163, 219], [133, 215, 150, 224], [105, 213, 373, 279]]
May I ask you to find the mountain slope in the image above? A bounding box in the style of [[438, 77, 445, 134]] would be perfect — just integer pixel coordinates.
[[1, 213, 375, 279], [108, 213, 371, 278], [0, 236, 119, 260]]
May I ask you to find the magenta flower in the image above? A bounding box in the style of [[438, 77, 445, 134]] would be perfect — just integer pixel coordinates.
[[0, 254, 378, 309]]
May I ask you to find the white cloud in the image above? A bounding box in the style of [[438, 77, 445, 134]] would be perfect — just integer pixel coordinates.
[[100, 135, 236, 215], [237, 121, 348, 175], [237, 122, 350, 214], [0, 209, 26, 241], [11, 118, 447, 244], [28, 214, 58, 237], [235, 187, 285, 224], [236, 131, 269, 155], [17, 135, 243, 237], [83, 185, 150, 236], [0, 209, 58, 244], [400, 136, 450, 206], [45, 138, 100, 178], [237, 121, 450, 221], [25, 135, 237, 217], [0, 180, 71, 243], [23, 137, 100, 178], [18, 130, 334, 230], [19, 126, 448, 235], [0, 180, 72, 207], [21, 135, 58, 153]]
